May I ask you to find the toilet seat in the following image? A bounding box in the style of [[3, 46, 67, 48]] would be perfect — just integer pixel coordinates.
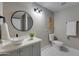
[[49, 34, 64, 47], [52, 41, 64, 47]]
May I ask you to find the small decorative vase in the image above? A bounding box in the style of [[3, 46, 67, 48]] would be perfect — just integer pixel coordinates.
[[30, 37, 33, 40]]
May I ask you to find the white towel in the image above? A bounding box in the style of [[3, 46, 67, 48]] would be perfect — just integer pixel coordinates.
[[1, 23, 10, 40], [66, 21, 77, 36]]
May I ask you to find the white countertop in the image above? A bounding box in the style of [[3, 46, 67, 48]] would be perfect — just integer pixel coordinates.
[[0, 37, 42, 54]]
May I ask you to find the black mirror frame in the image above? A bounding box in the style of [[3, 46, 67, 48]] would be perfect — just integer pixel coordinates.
[[11, 10, 33, 31]]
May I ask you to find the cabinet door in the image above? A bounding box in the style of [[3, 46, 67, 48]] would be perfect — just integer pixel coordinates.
[[32, 42, 41, 56], [20, 46, 32, 56], [4, 50, 19, 56]]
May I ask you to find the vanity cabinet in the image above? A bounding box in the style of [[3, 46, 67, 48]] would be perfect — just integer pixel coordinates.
[[20, 45, 33, 56], [0, 37, 42, 56], [6, 49, 19, 56], [32, 43, 40, 56], [0, 49, 19, 56], [19, 42, 41, 56], [3, 42, 41, 56]]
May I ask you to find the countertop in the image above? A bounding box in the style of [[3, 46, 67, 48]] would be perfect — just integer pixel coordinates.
[[0, 37, 42, 54]]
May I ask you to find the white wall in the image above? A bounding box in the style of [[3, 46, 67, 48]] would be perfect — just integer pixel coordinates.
[[54, 5, 79, 50], [3, 2, 54, 47], [0, 2, 3, 16]]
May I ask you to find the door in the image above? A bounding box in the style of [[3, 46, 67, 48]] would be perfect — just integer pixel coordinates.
[[20, 45, 32, 56], [32, 42, 41, 56]]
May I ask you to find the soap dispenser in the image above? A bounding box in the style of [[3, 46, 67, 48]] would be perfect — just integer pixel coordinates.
[[16, 34, 18, 37]]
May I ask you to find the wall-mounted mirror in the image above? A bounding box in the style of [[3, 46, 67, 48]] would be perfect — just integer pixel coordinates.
[[11, 11, 33, 31]]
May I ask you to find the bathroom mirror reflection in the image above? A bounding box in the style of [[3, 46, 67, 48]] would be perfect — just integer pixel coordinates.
[[11, 11, 33, 31]]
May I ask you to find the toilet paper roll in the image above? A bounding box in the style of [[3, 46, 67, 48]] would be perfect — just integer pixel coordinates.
[[1, 23, 10, 40]]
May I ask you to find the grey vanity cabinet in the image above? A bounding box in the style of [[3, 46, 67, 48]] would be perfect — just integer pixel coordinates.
[[0, 42, 41, 56], [8, 50, 19, 56], [19, 45, 33, 56], [19, 42, 41, 56], [3, 42, 41, 56], [32, 42, 40, 56], [2, 49, 19, 56]]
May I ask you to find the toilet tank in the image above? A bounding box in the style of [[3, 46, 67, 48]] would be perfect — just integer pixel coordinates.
[[49, 34, 54, 41]]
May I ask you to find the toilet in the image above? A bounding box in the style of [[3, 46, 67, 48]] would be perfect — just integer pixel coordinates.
[[49, 34, 64, 47]]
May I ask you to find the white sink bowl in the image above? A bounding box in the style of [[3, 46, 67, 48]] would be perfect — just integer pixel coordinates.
[[9, 37, 24, 45]]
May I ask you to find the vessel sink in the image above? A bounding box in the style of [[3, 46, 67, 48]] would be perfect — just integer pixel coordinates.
[[9, 38, 24, 44], [9, 37, 24, 45], [9, 36, 29, 44]]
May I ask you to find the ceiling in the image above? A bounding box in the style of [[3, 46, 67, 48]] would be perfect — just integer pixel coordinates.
[[37, 2, 79, 12]]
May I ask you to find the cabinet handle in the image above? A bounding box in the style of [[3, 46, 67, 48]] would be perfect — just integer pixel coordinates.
[[17, 49, 20, 56]]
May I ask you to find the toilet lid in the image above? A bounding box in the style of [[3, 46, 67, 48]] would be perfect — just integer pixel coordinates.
[[52, 41, 63, 44]]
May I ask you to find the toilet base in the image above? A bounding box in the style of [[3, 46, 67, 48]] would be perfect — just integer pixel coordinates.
[[52, 43, 64, 50]]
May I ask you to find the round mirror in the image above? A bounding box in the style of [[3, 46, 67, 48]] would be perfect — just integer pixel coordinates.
[[11, 11, 33, 31]]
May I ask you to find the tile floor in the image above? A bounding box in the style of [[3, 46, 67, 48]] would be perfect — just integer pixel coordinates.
[[41, 45, 79, 56]]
